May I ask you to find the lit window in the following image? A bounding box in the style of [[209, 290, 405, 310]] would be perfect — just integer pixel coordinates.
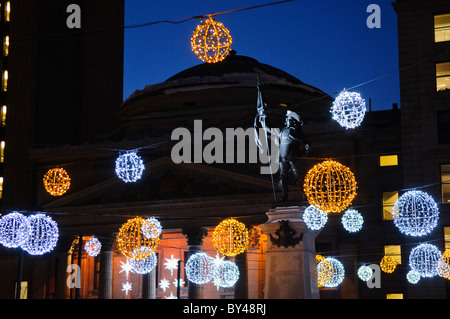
[[444, 227, 450, 251], [2, 70, 7, 91], [386, 293, 403, 299], [0, 105, 5, 126], [0, 177, 4, 199], [3, 35, 9, 56], [384, 245, 401, 264], [5, 1, 10, 22], [0, 141, 5, 163], [382, 191, 398, 220], [436, 62, 450, 92], [441, 164, 450, 203], [14, 281, 27, 299], [435, 13, 450, 43], [380, 155, 398, 167]]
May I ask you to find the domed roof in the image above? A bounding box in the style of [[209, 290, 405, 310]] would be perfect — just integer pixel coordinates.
[[123, 52, 328, 104], [167, 52, 304, 85]]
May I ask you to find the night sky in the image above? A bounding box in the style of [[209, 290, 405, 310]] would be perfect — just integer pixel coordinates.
[[123, 0, 400, 111]]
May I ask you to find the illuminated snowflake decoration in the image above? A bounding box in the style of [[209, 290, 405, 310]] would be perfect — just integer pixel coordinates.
[[165, 292, 177, 299], [115, 151, 145, 183], [392, 190, 439, 237], [173, 278, 185, 288], [323, 258, 345, 288], [164, 254, 180, 276], [357, 265, 373, 281], [409, 243, 442, 278], [119, 259, 135, 280], [213, 260, 240, 289], [122, 281, 132, 295], [185, 252, 216, 285], [303, 205, 328, 231], [159, 278, 170, 292], [341, 209, 364, 233], [331, 90, 366, 129], [19, 213, 59, 255], [84, 236, 102, 257], [0, 212, 29, 248], [129, 252, 158, 274], [406, 270, 421, 284]]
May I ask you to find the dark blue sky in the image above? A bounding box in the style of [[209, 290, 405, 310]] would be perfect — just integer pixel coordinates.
[[123, 0, 400, 111]]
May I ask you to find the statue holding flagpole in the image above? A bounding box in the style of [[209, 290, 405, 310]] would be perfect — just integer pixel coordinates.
[[254, 78, 311, 202]]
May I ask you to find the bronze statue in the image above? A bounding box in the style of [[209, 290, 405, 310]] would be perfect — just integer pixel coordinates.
[[254, 80, 310, 202]]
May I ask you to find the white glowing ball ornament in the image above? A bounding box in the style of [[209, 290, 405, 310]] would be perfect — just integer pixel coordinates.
[[331, 90, 366, 129], [341, 209, 364, 233], [214, 260, 240, 288], [19, 213, 59, 255], [392, 190, 439, 237], [303, 205, 328, 231], [0, 212, 29, 248], [323, 257, 345, 288], [84, 236, 102, 257], [185, 252, 216, 285], [409, 243, 441, 278], [357, 265, 373, 281], [129, 252, 158, 274], [115, 151, 145, 183]]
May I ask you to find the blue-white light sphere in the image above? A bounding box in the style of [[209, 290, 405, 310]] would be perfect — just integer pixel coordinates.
[[214, 260, 240, 288], [0, 212, 29, 248], [303, 205, 328, 231], [331, 90, 366, 129], [409, 243, 442, 278], [129, 252, 158, 274], [392, 190, 439, 237], [406, 270, 421, 284], [142, 217, 162, 239], [185, 252, 216, 285], [341, 209, 364, 233], [84, 236, 102, 257], [19, 213, 59, 255], [115, 151, 145, 183], [357, 265, 373, 281], [324, 257, 345, 288]]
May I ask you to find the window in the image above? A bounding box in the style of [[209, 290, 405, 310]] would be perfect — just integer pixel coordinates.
[[435, 13, 450, 43], [4, 1, 10, 22], [2, 70, 7, 91], [384, 245, 401, 264], [0, 105, 6, 126], [382, 191, 398, 220], [386, 293, 403, 299], [14, 281, 28, 299], [380, 155, 398, 167], [444, 227, 450, 251], [0, 141, 5, 163], [436, 62, 450, 91], [441, 164, 450, 203], [3, 35, 8, 57], [0, 177, 4, 199]]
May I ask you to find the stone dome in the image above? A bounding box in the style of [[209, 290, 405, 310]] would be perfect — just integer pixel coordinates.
[[118, 53, 332, 138]]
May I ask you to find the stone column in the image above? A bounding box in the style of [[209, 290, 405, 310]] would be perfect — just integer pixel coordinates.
[[259, 205, 320, 299], [55, 251, 72, 299], [182, 227, 207, 299], [98, 235, 115, 299], [234, 250, 248, 299], [142, 268, 156, 299]]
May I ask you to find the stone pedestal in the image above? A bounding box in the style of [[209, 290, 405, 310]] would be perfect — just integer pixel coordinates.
[[259, 206, 320, 299]]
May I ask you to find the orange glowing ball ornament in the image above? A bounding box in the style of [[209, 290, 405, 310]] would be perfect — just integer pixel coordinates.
[[303, 160, 357, 213]]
